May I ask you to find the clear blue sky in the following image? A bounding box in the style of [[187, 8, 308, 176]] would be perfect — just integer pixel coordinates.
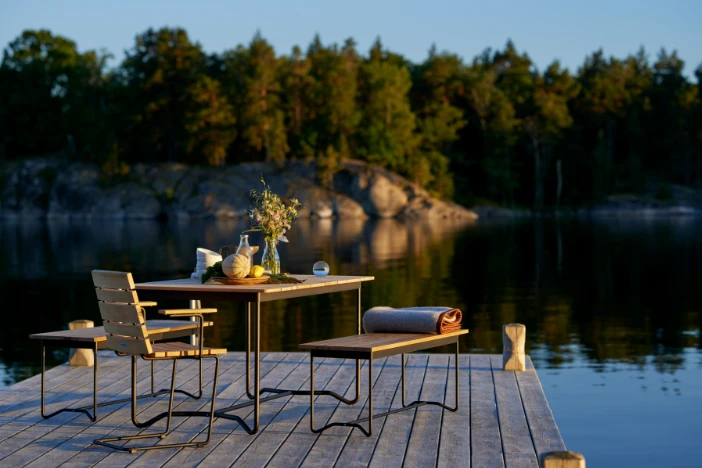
[[1, 0, 701, 78]]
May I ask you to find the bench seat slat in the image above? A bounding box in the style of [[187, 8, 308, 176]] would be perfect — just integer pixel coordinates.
[[299, 330, 469, 353], [29, 320, 213, 342]]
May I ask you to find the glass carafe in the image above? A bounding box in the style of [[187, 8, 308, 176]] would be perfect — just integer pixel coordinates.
[[235, 234, 253, 272]]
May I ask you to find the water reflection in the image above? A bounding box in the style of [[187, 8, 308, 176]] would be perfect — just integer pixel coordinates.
[[0, 216, 700, 387]]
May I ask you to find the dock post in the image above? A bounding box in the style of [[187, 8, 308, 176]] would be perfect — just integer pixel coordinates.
[[68, 320, 94, 366], [542, 451, 585, 468], [502, 323, 526, 371]]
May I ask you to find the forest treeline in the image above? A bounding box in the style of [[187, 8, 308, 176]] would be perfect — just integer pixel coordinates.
[[0, 28, 700, 209]]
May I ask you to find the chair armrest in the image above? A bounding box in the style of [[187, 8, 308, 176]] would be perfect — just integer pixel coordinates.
[[158, 308, 217, 316], [136, 301, 158, 307]]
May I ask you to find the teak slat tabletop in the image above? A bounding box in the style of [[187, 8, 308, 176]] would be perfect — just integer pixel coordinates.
[[135, 275, 374, 294]]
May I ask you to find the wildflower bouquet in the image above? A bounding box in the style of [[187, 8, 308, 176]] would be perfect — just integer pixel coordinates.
[[247, 177, 301, 274]]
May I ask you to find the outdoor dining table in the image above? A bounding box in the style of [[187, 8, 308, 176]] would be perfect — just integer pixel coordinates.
[[134, 274, 374, 434]]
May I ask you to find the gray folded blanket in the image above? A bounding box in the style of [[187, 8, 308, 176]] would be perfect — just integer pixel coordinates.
[[362, 306, 463, 335]]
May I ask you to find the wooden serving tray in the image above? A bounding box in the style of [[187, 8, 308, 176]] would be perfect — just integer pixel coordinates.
[[210, 275, 270, 285]]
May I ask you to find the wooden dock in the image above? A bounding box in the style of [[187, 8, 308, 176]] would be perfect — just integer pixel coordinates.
[[0, 352, 566, 467]]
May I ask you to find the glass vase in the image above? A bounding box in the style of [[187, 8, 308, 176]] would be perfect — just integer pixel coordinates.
[[261, 237, 280, 275]]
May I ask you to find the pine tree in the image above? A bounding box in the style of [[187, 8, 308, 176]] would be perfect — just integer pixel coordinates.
[[183, 75, 236, 166], [356, 39, 418, 172]]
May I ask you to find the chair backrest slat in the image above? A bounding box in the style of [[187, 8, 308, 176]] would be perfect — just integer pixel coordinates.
[[98, 302, 145, 325], [106, 335, 152, 355], [95, 288, 139, 304], [92, 270, 136, 290], [103, 320, 148, 339], [93, 270, 152, 356]]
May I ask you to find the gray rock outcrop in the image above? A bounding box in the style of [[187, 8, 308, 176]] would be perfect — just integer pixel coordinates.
[[0, 158, 478, 221]]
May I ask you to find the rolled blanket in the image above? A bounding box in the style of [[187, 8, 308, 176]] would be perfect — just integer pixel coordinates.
[[362, 306, 463, 335]]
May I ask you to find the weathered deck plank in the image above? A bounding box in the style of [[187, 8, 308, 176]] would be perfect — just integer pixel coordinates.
[[147, 352, 300, 468], [403, 353, 449, 468], [0, 353, 567, 468], [16, 355, 222, 467], [193, 353, 318, 467], [327, 356, 397, 467], [228, 356, 343, 467], [264, 358, 361, 467], [470, 354, 505, 468], [301, 357, 389, 467], [367, 354, 429, 468], [49, 355, 229, 467], [515, 356, 566, 465], [133, 353, 308, 466], [90, 354, 254, 468], [436, 353, 472, 467], [490, 355, 539, 468]]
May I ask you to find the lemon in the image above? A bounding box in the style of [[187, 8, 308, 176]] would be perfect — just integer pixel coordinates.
[[250, 265, 265, 278]]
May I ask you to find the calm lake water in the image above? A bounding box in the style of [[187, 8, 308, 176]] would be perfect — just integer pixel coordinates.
[[1, 216, 701, 467]]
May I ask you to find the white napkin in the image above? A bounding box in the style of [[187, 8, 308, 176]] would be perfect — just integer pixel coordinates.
[[197, 247, 222, 265], [193, 247, 222, 278]]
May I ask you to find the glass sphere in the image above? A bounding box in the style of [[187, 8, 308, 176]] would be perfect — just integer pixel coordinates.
[[312, 261, 330, 276]]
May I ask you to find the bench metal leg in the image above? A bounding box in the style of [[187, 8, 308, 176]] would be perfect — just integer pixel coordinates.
[[309, 340, 460, 437], [310, 354, 374, 436], [41, 341, 99, 422], [40, 340, 204, 423]]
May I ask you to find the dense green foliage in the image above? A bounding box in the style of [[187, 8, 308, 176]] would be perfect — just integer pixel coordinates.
[[1, 28, 700, 208]]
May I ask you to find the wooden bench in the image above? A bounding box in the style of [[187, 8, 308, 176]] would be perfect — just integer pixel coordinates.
[[299, 329, 468, 436], [29, 319, 213, 422]]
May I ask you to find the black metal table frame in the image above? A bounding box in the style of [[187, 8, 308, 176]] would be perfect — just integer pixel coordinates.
[[136, 281, 364, 435], [38, 326, 205, 422]]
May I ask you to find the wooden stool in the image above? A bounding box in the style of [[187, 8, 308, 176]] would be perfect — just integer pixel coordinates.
[[503, 323, 526, 371], [68, 320, 95, 366]]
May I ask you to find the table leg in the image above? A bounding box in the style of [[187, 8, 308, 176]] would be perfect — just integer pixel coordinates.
[[352, 286, 362, 404], [40, 342, 46, 417], [253, 293, 260, 433], [246, 302, 254, 399], [189, 300, 201, 346], [93, 343, 98, 420], [213, 295, 261, 434]]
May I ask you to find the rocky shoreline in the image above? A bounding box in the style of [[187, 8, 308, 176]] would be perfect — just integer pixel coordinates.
[[471, 205, 700, 219], [0, 157, 479, 222], [4, 157, 700, 222], [472, 188, 702, 219]]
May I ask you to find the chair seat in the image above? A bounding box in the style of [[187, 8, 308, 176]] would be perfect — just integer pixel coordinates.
[[147, 342, 227, 358]]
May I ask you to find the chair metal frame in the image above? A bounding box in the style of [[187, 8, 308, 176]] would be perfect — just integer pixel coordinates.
[[94, 313, 221, 453]]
